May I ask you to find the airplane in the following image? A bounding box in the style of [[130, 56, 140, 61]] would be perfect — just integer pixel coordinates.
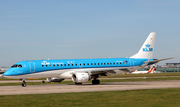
[[2, 32, 173, 87], [132, 67, 153, 74], [131, 67, 161, 74]]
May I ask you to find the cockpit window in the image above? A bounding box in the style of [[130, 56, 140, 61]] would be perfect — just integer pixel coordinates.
[[11, 64, 23, 68], [18, 64, 22, 68], [11, 64, 18, 68]]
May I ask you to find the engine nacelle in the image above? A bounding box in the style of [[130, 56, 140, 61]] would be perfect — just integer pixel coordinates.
[[46, 77, 64, 82], [72, 73, 90, 83]]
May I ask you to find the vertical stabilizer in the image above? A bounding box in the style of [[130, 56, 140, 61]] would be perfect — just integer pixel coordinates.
[[130, 32, 156, 59], [147, 67, 153, 73]]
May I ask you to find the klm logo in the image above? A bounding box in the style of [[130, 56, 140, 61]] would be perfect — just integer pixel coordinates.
[[82, 76, 85, 79], [143, 44, 153, 52]]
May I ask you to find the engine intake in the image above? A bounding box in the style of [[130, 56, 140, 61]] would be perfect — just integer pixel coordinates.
[[72, 73, 90, 83]]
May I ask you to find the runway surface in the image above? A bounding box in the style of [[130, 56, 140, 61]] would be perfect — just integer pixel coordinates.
[[1, 80, 180, 95]]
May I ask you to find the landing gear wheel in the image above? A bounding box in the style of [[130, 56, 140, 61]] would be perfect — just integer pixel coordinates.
[[92, 79, 100, 85], [42, 80, 45, 83], [22, 83, 26, 87], [22, 80, 26, 87], [75, 82, 82, 85]]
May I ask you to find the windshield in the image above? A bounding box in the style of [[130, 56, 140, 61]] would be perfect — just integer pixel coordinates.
[[11, 64, 22, 68]]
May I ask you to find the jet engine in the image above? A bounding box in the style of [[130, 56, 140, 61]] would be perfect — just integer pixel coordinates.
[[72, 73, 90, 83]]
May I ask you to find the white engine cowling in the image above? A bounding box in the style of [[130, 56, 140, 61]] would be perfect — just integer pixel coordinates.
[[72, 73, 90, 83]]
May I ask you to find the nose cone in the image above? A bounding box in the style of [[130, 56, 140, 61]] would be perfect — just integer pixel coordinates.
[[3, 70, 13, 76]]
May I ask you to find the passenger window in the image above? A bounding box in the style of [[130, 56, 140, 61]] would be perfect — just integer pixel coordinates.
[[107, 63, 109, 65], [127, 62, 128, 64], [64, 64, 66, 66], [57, 64, 59, 66], [91, 63, 93, 65], [113, 63, 115, 65], [72, 64, 74, 66], [50, 65, 51, 67], [46, 65, 48, 67], [101, 63, 103, 65], [84, 63, 85, 66], [75, 64, 77, 66], [87, 63, 89, 65], [61, 64, 63, 66], [117, 62, 118, 64], [110, 63, 112, 65], [104, 63, 106, 65], [94, 63, 96, 65], [68, 64, 70, 66], [120, 62, 122, 64], [53, 64, 55, 66], [42, 65, 44, 67]]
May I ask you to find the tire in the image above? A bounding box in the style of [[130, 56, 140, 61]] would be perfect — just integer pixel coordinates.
[[22, 83, 26, 87], [42, 81, 45, 83], [75, 82, 82, 85], [92, 80, 100, 85], [96, 80, 100, 84]]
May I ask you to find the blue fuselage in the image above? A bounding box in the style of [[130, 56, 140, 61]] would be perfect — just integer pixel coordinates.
[[3, 58, 150, 79]]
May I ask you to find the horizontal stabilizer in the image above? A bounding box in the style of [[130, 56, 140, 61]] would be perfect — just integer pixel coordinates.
[[149, 57, 174, 64]]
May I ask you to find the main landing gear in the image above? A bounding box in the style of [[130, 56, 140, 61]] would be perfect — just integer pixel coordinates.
[[75, 82, 82, 85], [92, 75, 100, 85], [92, 79, 100, 85], [22, 80, 26, 87]]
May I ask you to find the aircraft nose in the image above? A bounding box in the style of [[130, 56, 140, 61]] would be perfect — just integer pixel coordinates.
[[3, 71, 8, 76], [3, 70, 13, 76]]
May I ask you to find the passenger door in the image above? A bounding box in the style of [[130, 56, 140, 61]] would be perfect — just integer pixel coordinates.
[[129, 59, 134, 67], [29, 61, 35, 73]]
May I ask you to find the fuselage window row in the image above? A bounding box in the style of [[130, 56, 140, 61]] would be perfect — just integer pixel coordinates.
[[42, 61, 128, 67]]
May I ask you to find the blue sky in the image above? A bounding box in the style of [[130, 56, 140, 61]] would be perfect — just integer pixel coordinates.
[[0, 0, 180, 67]]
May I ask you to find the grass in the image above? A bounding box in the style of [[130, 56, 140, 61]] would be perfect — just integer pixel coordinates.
[[1, 72, 180, 86], [1, 72, 180, 81], [0, 88, 180, 107], [1, 72, 180, 80], [1, 76, 180, 86], [0, 81, 75, 86], [0, 77, 19, 80], [100, 72, 180, 78]]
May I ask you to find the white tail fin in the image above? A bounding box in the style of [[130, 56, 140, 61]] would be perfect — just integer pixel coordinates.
[[130, 32, 156, 59]]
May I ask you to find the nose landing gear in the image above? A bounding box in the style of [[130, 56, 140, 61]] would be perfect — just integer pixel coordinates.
[[22, 81, 26, 87], [21, 79, 26, 87]]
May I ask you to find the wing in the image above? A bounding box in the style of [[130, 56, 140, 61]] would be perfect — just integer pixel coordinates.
[[148, 57, 174, 64], [82, 57, 174, 76]]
